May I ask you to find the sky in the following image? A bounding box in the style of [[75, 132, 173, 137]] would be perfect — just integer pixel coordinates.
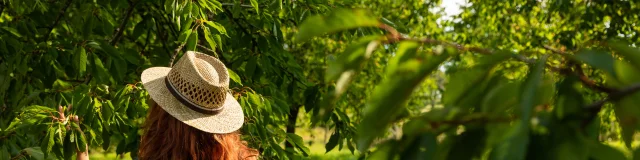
[[440, 0, 467, 21]]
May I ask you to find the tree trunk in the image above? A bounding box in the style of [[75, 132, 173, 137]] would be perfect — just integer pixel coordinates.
[[285, 105, 300, 150]]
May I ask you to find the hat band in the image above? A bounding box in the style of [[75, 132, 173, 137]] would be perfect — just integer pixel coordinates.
[[164, 77, 224, 115]]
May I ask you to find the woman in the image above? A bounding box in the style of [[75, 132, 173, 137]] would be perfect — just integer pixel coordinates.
[[77, 51, 258, 160], [75, 51, 257, 159], [137, 51, 258, 160]]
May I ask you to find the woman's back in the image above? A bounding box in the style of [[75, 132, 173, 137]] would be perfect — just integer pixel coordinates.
[[139, 103, 258, 160]]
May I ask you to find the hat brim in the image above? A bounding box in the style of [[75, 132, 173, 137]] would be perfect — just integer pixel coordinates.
[[141, 67, 244, 134]]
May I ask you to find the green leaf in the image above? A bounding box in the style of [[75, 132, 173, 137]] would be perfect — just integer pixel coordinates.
[[227, 69, 242, 86], [1, 26, 23, 38], [573, 49, 615, 75], [443, 69, 487, 106], [590, 142, 627, 160], [93, 54, 113, 84], [554, 75, 584, 119], [52, 79, 73, 91], [521, 56, 547, 121], [482, 82, 521, 113], [205, 21, 227, 36], [447, 129, 487, 160], [553, 128, 589, 160], [97, 41, 122, 59], [245, 58, 257, 78], [178, 29, 193, 42], [250, 0, 259, 13], [102, 100, 114, 121], [610, 60, 640, 87], [0, 146, 9, 160], [400, 133, 437, 160], [82, 16, 94, 39], [295, 8, 380, 42], [72, 46, 88, 77], [325, 132, 340, 153], [634, 146, 640, 160], [186, 32, 198, 51], [357, 42, 450, 152], [111, 58, 127, 81], [609, 40, 640, 70], [614, 93, 640, 148], [326, 35, 382, 82], [489, 121, 530, 160], [203, 28, 217, 50], [63, 131, 74, 160], [75, 130, 87, 152], [368, 140, 397, 160], [286, 133, 310, 156], [40, 127, 55, 159], [23, 147, 46, 160]]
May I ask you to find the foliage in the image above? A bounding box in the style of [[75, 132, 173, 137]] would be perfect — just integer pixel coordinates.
[[3, 0, 640, 160], [293, 0, 640, 160], [0, 0, 348, 159]]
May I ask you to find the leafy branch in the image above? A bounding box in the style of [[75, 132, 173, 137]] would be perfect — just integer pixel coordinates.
[[375, 21, 640, 128], [583, 82, 640, 125], [43, 0, 73, 41], [110, 0, 141, 46]]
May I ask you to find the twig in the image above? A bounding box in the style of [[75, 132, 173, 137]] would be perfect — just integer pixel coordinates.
[[543, 45, 564, 54], [43, 0, 73, 41], [196, 44, 219, 58], [9, 150, 26, 160], [169, 24, 200, 67], [575, 64, 616, 93], [149, 4, 179, 37], [154, 19, 172, 58], [543, 45, 616, 93], [169, 42, 187, 67], [111, 0, 140, 46], [0, 131, 16, 142], [222, 8, 258, 49], [583, 82, 640, 126]]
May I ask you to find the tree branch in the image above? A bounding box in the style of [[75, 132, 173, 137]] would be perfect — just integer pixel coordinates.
[[583, 82, 640, 126], [154, 18, 172, 58], [169, 42, 187, 67], [196, 44, 220, 58], [110, 0, 140, 46], [222, 8, 258, 49], [43, 0, 73, 41], [543, 45, 616, 93]]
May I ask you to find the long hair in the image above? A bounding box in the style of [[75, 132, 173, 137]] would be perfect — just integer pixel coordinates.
[[139, 100, 259, 160]]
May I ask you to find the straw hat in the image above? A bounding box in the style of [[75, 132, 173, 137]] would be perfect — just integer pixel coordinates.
[[141, 51, 243, 133]]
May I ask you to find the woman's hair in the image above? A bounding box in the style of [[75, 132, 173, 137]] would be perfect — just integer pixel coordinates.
[[139, 100, 259, 160]]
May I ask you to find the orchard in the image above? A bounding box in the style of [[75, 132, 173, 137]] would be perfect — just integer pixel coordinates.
[[2, 0, 640, 159]]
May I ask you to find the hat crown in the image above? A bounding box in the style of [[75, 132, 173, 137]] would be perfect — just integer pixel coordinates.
[[166, 51, 229, 110]]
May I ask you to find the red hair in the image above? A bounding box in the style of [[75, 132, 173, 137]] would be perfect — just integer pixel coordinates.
[[139, 100, 259, 160]]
